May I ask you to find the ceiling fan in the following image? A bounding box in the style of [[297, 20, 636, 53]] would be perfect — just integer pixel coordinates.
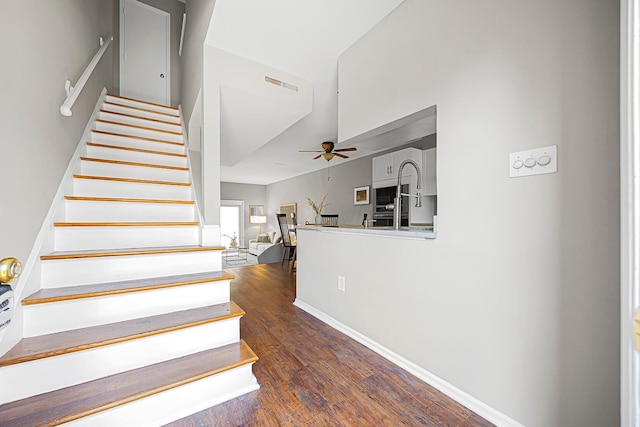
[[299, 141, 357, 162]]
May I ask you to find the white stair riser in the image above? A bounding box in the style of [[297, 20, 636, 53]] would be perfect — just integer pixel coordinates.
[[54, 226, 200, 251], [86, 145, 187, 168], [98, 111, 183, 133], [64, 200, 196, 222], [23, 281, 231, 337], [94, 121, 183, 144], [63, 365, 259, 427], [0, 319, 240, 404], [101, 102, 181, 124], [105, 95, 179, 116], [41, 251, 222, 288], [80, 160, 190, 183], [90, 131, 185, 155], [73, 178, 192, 200]]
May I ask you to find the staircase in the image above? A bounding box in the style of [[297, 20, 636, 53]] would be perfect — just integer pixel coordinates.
[[0, 94, 259, 426]]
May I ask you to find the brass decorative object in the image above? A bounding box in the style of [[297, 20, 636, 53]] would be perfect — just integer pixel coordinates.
[[0, 257, 22, 284]]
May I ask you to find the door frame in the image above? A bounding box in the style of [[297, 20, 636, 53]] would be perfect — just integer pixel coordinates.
[[119, 0, 171, 105], [621, 0, 639, 425]]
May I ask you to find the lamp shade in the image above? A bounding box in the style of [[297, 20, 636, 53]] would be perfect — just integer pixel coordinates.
[[250, 215, 267, 224]]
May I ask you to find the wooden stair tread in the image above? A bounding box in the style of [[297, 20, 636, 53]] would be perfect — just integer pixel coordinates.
[[0, 340, 257, 427], [95, 119, 183, 136], [86, 142, 187, 158], [0, 302, 244, 367], [23, 271, 234, 306], [91, 130, 184, 147], [80, 156, 188, 171], [73, 174, 191, 186], [99, 109, 182, 127], [107, 94, 179, 112], [40, 245, 224, 261], [103, 101, 180, 119], [64, 196, 194, 205], [53, 221, 198, 227]]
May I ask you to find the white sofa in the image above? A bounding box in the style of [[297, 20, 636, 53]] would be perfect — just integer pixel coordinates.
[[248, 231, 279, 256]]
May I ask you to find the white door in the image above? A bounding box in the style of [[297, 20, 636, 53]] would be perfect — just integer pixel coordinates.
[[120, 0, 170, 105]]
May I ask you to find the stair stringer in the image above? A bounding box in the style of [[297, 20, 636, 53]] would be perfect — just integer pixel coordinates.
[[0, 88, 109, 358], [179, 104, 220, 247]]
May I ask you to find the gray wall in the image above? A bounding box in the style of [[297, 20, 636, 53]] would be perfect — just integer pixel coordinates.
[[0, 0, 115, 268], [266, 155, 374, 233], [112, 0, 185, 107], [180, 0, 215, 125], [299, 0, 619, 426], [221, 182, 267, 247]]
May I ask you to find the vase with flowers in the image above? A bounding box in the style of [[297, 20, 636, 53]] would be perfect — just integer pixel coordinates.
[[224, 232, 238, 247], [306, 192, 331, 225]]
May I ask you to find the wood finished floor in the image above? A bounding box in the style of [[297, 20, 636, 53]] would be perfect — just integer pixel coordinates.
[[166, 263, 494, 427]]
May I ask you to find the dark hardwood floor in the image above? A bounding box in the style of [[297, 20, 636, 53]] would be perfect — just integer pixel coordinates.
[[166, 263, 494, 427]]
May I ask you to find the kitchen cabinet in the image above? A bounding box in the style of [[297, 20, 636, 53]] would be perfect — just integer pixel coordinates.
[[422, 148, 437, 196], [372, 147, 422, 189]]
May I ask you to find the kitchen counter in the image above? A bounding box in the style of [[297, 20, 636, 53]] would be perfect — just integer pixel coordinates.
[[297, 221, 436, 240]]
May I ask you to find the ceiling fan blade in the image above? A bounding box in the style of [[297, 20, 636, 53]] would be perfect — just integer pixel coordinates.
[[335, 152, 349, 159], [334, 147, 357, 152], [299, 150, 324, 153], [313, 154, 322, 160]]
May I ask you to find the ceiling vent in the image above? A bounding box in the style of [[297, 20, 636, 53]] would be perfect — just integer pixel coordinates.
[[265, 76, 298, 92]]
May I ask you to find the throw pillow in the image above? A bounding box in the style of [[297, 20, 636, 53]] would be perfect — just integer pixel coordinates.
[[257, 233, 270, 243]]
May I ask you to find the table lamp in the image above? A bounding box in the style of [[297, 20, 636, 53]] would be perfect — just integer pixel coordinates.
[[250, 215, 267, 234]]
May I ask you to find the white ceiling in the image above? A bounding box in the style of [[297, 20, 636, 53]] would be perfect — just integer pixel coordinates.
[[204, 0, 406, 185]]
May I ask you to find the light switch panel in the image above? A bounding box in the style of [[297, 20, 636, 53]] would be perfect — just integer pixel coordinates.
[[509, 145, 557, 178]]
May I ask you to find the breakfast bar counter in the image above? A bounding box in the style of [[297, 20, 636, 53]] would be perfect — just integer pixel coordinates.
[[296, 222, 436, 240]]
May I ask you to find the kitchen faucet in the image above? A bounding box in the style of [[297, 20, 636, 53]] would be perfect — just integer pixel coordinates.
[[394, 159, 422, 230]]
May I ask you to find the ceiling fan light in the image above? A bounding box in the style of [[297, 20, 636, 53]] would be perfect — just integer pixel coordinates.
[[322, 152, 335, 161], [321, 141, 335, 152]]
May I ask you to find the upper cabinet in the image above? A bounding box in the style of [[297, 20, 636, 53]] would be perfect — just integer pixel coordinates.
[[372, 152, 395, 184], [372, 148, 422, 189], [422, 148, 437, 196]]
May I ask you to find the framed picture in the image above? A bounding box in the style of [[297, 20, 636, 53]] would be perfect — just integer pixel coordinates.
[[279, 202, 297, 225], [354, 186, 370, 205], [249, 205, 264, 218]]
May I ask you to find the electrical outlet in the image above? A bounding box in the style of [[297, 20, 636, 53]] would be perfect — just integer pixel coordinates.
[[338, 276, 345, 292]]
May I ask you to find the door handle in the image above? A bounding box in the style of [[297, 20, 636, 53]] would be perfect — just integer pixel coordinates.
[[160, 73, 165, 78]]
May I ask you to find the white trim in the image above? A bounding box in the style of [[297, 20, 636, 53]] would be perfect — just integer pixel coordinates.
[[293, 298, 525, 427], [179, 13, 186, 57], [0, 89, 108, 357], [180, 104, 204, 227], [622, 0, 640, 425]]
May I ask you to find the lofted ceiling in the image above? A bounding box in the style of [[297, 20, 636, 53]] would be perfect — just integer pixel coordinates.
[[204, 0, 407, 185]]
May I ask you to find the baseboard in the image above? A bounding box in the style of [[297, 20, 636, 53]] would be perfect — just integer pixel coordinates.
[[293, 298, 524, 427]]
